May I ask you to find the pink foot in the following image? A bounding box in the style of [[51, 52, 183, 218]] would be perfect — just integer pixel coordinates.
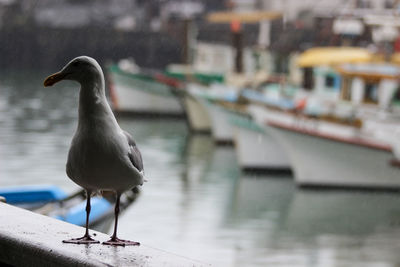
[[103, 237, 140, 246], [63, 235, 100, 244]]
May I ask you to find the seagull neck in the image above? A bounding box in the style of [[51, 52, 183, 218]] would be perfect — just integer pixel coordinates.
[[78, 80, 112, 122]]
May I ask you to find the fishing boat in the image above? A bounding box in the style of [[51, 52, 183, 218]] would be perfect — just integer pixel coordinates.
[[108, 60, 185, 117], [245, 59, 400, 189], [166, 11, 275, 131], [164, 42, 228, 85], [0, 184, 139, 233], [266, 114, 400, 189], [293, 47, 400, 119], [167, 41, 247, 133], [188, 77, 293, 170]]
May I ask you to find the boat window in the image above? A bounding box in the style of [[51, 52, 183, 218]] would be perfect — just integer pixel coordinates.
[[325, 74, 335, 88], [275, 55, 289, 74], [364, 83, 378, 103], [356, 0, 371, 8], [341, 77, 352, 100], [385, 0, 394, 9], [392, 87, 400, 102], [302, 67, 313, 91]]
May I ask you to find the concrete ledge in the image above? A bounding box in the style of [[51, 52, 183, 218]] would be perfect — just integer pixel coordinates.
[[0, 203, 207, 267]]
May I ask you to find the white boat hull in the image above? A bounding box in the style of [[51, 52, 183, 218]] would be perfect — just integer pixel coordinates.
[[200, 99, 234, 144], [247, 104, 400, 189], [267, 123, 400, 189], [109, 70, 184, 115], [183, 94, 211, 132], [230, 113, 291, 171]]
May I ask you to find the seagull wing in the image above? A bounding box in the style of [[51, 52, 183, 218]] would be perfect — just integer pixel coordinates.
[[123, 130, 144, 172]]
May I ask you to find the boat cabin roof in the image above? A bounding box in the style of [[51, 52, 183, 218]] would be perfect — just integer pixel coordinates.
[[337, 63, 400, 81], [297, 47, 373, 68], [207, 11, 282, 24]]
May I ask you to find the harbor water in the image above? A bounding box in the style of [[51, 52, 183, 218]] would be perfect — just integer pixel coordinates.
[[3, 71, 400, 266]]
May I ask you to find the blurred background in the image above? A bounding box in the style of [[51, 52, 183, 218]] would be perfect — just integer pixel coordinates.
[[3, 0, 400, 266]]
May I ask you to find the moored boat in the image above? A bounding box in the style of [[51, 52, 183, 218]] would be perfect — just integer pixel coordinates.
[[0, 184, 139, 233], [239, 46, 400, 189], [247, 101, 400, 189], [108, 63, 185, 117], [268, 118, 399, 189]]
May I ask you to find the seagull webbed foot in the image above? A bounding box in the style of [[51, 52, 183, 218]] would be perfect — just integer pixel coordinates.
[[63, 235, 100, 244], [103, 237, 140, 246]]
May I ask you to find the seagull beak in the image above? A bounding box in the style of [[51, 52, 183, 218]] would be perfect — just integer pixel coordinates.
[[43, 71, 68, 87]]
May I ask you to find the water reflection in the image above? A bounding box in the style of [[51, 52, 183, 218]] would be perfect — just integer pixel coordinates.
[[285, 190, 400, 237], [0, 71, 78, 190], [277, 190, 400, 267], [3, 72, 400, 266]]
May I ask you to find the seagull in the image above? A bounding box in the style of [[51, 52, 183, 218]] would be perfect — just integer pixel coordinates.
[[44, 56, 144, 246]]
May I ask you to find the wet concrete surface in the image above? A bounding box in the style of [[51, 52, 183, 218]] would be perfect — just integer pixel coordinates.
[[0, 203, 208, 267]]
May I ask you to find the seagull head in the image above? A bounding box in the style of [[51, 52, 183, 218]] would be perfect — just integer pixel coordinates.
[[44, 56, 103, 87]]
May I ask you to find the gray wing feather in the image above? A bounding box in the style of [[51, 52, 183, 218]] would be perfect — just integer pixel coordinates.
[[123, 131, 144, 172]]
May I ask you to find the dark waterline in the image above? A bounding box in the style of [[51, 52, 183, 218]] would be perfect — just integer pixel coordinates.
[[2, 71, 400, 266]]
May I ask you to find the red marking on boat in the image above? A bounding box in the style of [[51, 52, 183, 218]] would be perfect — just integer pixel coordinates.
[[267, 120, 391, 152], [108, 76, 119, 110], [295, 98, 307, 111], [231, 20, 241, 33], [154, 73, 182, 89], [390, 159, 400, 168]]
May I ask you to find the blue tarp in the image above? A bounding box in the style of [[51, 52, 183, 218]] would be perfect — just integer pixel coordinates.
[[0, 185, 68, 204], [55, 197, 112, 225]]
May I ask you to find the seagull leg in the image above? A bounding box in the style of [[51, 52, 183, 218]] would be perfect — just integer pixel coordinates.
[[103, 193, 140, 246], [63, 190, 100, 244]]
